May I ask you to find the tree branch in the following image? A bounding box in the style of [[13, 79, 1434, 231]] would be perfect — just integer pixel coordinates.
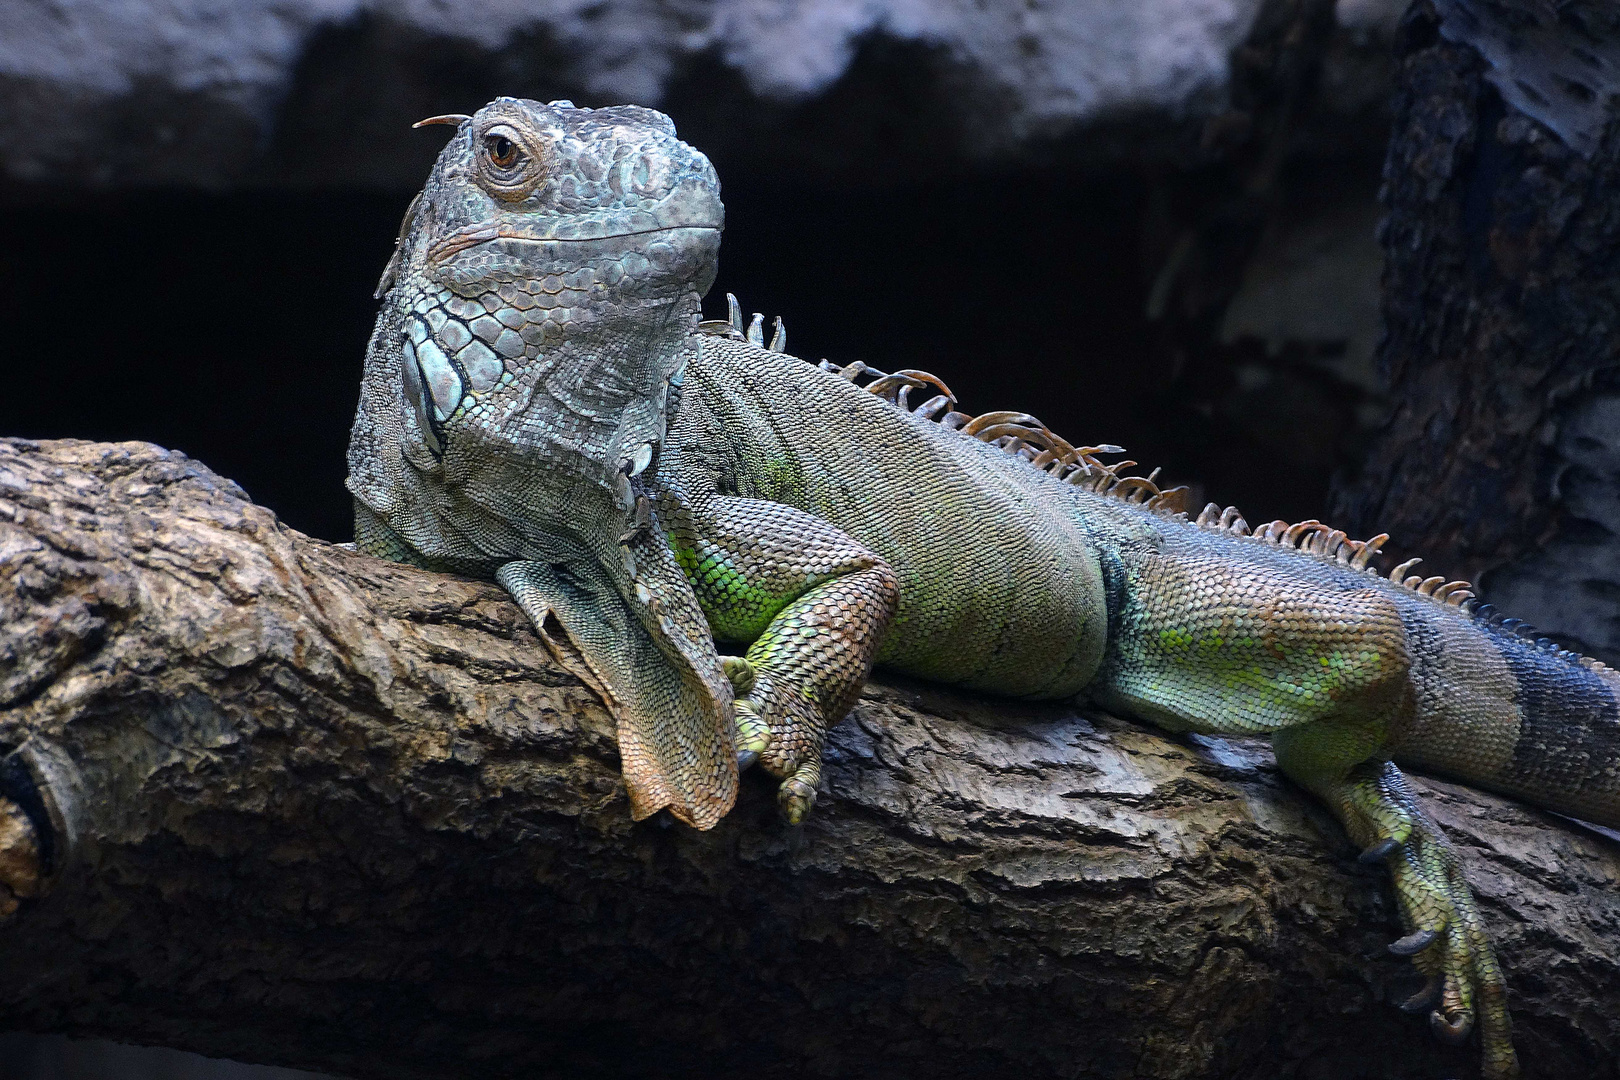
[[0, 437, 1617, 1079]]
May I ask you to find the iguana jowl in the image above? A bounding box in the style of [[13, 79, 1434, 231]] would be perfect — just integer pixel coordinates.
[[348, 97, 1620, 1080]]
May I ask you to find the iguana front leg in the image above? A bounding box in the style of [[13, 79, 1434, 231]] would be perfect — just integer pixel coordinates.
[[1276, 722, 1517, 1080], [667, 495, 899, 823]]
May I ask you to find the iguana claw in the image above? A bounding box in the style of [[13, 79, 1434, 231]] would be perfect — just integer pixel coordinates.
[[778, 775, 818, 825], [1433, 1003, 1473, 1044], [730, 701, 772, 771], [1360, 836, 1402, 863], [1401, 974, 1443, 1014], [1389, 927, 1439, 956]]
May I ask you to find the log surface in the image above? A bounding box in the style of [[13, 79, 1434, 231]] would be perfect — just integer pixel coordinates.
[[0, 437, 1617, 1080]]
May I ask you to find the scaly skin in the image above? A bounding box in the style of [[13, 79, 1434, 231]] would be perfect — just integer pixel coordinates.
[[349, 98, 1620, 1079]]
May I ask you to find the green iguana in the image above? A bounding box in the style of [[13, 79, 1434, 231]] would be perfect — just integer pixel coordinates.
[[346, 96, 1620, 1080]]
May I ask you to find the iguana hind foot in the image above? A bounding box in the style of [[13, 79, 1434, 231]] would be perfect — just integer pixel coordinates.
[[1345, 762, 1518, 1080]]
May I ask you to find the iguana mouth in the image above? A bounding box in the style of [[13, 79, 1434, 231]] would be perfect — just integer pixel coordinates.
[[426, 221, 721, 264]]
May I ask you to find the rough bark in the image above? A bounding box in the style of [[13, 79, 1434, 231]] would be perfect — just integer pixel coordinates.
[[0, 436, 1618, 1080], [1330, 0, 1620, 661]]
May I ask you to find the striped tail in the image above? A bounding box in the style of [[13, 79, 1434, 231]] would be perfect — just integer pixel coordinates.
[[1392, 601, 1620, 830]]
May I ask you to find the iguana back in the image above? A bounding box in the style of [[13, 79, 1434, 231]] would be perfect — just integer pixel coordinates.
[[672, 334, 1110, 699]]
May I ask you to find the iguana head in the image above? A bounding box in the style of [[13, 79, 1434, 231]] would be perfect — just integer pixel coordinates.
[[378, 97, 722, 306], [350, 97, 723, 560]]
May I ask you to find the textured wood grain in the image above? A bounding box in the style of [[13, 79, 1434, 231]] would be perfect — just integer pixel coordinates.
[[0, 437, 1616, 1080]]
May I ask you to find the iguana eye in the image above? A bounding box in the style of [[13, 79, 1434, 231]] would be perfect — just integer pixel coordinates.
[[486, 133, 519, 168], [476, 124, 542, 201]]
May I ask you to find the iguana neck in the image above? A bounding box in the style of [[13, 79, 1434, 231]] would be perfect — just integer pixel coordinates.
[[509, 288, 698, 492]]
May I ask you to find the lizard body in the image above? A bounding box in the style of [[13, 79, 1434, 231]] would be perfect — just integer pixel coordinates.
[[348, 97, 1620, 1079]]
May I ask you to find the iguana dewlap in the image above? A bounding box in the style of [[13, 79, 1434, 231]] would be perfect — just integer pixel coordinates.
[[347, 97, 1620, 1080]]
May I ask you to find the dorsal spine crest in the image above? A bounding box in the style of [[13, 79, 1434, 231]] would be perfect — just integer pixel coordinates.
[[710, 296, 1610, 673]]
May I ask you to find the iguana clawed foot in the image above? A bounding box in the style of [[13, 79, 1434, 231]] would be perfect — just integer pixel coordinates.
[[722, 656, 824, 824], [723, 657, 770, 772], [1349, 763, 1519, 1080]]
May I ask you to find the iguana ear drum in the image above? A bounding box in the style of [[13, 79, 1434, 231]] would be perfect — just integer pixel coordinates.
[[399, 337, 442, 457]]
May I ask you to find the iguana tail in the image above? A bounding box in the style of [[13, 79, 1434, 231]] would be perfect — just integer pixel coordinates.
[[1390, 598, 1620, 830]]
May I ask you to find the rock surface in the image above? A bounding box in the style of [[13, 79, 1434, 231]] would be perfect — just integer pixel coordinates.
[[0, 0, 1405, 188]]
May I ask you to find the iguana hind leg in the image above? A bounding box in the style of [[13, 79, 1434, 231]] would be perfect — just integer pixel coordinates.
[[1096, 556, 1517, 1076], [669, 495, 898, 823], [1275, 724, 1518, 1080]]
